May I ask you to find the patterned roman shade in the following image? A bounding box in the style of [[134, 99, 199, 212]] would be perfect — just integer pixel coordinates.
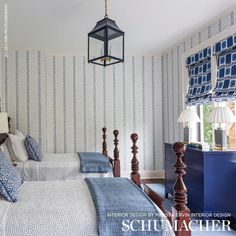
[[185, 47, 212, 105], [212, 34, 236, 101]]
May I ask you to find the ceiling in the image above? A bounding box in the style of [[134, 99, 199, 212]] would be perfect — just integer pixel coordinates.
[[4, 0, 236, 54]]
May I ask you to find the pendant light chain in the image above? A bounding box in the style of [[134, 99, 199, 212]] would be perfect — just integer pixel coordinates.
[[105, 0, 108, 18]]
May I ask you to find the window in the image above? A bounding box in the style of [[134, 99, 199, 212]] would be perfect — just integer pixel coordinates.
[[185, 47, 212, 106], [183, 28, 236, 148], [202, 104, 213, 144], [227, 101, 236, 150], [199, 102, 236, 149]]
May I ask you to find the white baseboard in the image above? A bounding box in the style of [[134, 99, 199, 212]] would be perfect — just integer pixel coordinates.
[[121, 170, 165, 179]]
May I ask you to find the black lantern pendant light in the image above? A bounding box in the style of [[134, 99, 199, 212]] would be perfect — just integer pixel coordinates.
[[88, 0, 124, 66]]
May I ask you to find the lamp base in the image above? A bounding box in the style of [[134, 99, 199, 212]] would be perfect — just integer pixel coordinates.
[[183, 127, 191, 144], [214, 129, 227, 151]]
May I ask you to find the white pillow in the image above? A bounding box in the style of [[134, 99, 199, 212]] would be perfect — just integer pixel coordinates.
[[6, 134, 29, 162], [14, 129, 25, 138], [0, 141, 12, 161]]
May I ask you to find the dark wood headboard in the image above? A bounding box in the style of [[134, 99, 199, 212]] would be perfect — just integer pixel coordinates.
[[0, 134, 8, 145], [0, 117, 11, 145]]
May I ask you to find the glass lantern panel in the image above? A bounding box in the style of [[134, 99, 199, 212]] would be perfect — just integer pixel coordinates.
[[108, 35, 123, 60], [89, 30, 105, 61]]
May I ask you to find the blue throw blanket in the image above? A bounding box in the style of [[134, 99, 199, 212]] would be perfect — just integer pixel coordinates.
[[78, 152, 112, 173], [85, 178, 165, 236]]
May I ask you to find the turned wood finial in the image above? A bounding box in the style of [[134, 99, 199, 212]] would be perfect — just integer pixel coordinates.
[[8, 117, 11, 133], [172, 142, 188, 211], [130, 133, 141, 186], [113, 130, 120, 177], [102, 127, 107, 156], [113, 130, 119, 161]]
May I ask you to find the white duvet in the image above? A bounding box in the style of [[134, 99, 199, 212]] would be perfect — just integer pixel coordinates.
[[0, 180, 97, 236], [0, 180, 174, 236], [15, 153, 113, 181]]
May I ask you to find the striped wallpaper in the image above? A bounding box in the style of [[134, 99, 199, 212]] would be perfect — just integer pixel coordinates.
[[0, 50, 163, 173], [161, 8, 236, 144], [2, 8, 235, 175], [0, 50, 47, 152]]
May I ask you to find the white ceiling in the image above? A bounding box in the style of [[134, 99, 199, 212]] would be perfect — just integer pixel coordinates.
[[5, 0, 236, 54]]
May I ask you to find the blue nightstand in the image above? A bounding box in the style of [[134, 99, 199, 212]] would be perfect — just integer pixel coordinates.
[[165, 143, 236, 222]]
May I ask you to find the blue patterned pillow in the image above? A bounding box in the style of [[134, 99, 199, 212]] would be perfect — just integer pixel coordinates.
[[0, 150, 23, 202], [24, 136, 43, 161]]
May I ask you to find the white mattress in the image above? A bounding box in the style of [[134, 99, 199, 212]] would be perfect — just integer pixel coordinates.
[[0, 180, 174, 236], [15, 153, 113, 181]]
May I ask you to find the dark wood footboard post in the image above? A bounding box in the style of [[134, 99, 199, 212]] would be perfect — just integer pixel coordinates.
[[113, 130, 120, 177], [172, 142, 191, 236], [130, 133, 141, 187], [102, 127, 108, 156]]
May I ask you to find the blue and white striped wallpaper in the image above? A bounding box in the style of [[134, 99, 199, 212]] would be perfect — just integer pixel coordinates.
[[161, 8, 236, 144], [1, 9, 236, 175], [0, 50, 47, 152], [0, 50, 163, 173]]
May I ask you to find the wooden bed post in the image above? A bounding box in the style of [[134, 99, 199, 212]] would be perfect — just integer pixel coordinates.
[[113, 130, 120, 177], [130, 133, 141, 187], [172, 142, 191, 236], [102, 127, 108, 156], [0, 117, 10, 145], [8, 117, 11, 133]]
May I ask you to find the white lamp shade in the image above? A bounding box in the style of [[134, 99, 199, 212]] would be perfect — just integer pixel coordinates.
[[177, 109, 201, 123], [0, 112, 9, 133], [208, 106, 235, 123]]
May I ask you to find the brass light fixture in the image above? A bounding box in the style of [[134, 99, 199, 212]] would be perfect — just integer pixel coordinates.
[[88, 0, 124, 66]]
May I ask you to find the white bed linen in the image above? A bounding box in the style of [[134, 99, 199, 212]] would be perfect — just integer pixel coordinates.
[[15, 153, 113, 181], [0, 180, 97, 236], [0, 180, 174, 236]]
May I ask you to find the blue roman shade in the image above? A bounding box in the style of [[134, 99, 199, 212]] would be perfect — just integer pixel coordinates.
[[212, 34, 236, 101], [185, 47, 212, 105]]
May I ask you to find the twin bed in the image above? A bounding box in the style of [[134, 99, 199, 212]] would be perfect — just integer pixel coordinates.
[[0, 127, 119, 181], [0, 179, 174, 236], [15, 153, 112, 181], [0, 122, 191, 235]]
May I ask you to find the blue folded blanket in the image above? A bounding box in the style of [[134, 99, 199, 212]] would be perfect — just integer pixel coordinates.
[[85, 177, 165, 236], [78, 152, 112, 173]]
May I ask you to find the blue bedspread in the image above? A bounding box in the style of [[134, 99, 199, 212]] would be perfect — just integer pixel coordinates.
[[78, 152, 111, 173], [85, 177, 165, 236]]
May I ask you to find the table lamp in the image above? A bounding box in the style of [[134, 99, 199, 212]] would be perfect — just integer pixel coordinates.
[[208, 106, 235, 150], [178, 108, 201, 143], [0, 112, 9, 134]]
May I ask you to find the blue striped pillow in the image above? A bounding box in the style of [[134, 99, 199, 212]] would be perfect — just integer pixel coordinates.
[[0, 150, 23, 202], [24, 136, 43, 161]]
